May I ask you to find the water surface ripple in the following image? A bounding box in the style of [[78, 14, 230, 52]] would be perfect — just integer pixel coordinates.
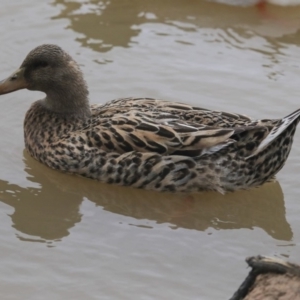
[[0, 0, 299, 299]]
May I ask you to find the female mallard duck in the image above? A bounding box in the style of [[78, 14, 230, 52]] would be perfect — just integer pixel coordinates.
[[0, 44, 299, 193]]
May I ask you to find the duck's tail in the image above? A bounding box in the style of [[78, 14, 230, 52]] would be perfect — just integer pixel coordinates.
[[246, 108, 300, 159]]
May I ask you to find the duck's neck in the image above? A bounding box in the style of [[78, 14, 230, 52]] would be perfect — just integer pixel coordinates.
[[41, 81, 91, 120]]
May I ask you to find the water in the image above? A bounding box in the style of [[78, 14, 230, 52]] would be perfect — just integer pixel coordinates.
[[0, 0, 300, 299]]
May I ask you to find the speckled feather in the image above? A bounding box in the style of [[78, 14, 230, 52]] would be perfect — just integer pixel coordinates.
[[24, 96, 300, 193], [1, 45, 299, 193]]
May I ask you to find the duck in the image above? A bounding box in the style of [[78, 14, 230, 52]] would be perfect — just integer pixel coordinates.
[[231, 255, 300, 300], [0, 44, 299, 194]]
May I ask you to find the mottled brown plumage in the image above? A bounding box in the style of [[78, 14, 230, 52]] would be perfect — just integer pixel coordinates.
[[0, 44, 299, 193]]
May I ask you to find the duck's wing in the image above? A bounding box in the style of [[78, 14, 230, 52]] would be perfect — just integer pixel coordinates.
[[94, 97, 253, 127], [83, 110, 235, 157], [246, 108, 300, 158]]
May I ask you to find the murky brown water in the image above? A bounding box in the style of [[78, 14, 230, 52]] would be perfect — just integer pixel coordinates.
[[0, 0, 300, 299]]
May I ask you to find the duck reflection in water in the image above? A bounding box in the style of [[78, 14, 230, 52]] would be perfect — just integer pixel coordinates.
[[0, 151, 292, 244]]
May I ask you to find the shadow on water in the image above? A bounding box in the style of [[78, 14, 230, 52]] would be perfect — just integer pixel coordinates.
[[52, 0, 300, 53], [0, 150, 292, 243]]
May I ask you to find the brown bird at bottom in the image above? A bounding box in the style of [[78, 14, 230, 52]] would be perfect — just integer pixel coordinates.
[[230, 255, 300, 300], [0, 44, 299, 193]]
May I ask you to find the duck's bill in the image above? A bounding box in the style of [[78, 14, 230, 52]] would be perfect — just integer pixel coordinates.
[[0, 67, 28, 95]]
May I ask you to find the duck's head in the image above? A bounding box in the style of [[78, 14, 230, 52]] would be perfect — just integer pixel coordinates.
[[0, 44, 90, 118]]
